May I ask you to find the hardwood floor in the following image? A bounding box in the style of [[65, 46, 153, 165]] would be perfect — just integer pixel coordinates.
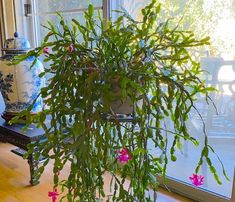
[[0, 143, 194, 202]]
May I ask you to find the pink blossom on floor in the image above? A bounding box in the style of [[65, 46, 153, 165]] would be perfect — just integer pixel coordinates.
[[43, 47, 49, 54], [117, 148, 131, 165], [189, 173, 204, 187], [68, 44, 75, 53], [48, 188, 59, 202]]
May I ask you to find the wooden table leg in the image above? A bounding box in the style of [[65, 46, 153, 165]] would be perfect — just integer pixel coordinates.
[[27, 153, 40, 185]]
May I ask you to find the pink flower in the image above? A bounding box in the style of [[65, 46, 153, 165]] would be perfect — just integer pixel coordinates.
[[117, 148, 131, 165], [48, 188, 59, 202], [68, 44, 75, 53], [189, 174, 204, 187], [43, 47, 49, 54]]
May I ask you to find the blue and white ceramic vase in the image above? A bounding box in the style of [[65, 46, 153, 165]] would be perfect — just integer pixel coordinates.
[[0, 32, 44, 122]]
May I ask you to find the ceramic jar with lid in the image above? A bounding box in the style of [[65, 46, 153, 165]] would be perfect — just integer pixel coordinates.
[[0, 32, 44, 122]]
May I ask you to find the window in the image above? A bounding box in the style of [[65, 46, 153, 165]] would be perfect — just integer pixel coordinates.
[[112, 0, 235, 201], [34, 0, 103, 45], [21, 0, 107, 47]]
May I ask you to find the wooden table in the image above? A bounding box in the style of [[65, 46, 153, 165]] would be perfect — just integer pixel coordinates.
[[0, 117, 46, 185]]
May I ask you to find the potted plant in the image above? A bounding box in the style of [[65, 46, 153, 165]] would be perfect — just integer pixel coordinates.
[[12, 0, 228, 201]]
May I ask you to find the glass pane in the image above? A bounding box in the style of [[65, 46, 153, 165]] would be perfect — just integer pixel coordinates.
[[35, 0, 102, 13], [36, 10, 102, 44], [112, 0, 151, 21], [33, 1, 102, 82], [114, 0, 235, 199]]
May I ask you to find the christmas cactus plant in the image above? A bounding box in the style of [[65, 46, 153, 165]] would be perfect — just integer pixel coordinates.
[[12, 0, 229, 201]]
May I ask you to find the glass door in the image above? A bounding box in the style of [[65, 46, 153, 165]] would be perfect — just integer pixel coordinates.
[[112, 0, 235, 201]]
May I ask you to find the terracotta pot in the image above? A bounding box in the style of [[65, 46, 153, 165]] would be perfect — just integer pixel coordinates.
[[108, 76, 134, 115]]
